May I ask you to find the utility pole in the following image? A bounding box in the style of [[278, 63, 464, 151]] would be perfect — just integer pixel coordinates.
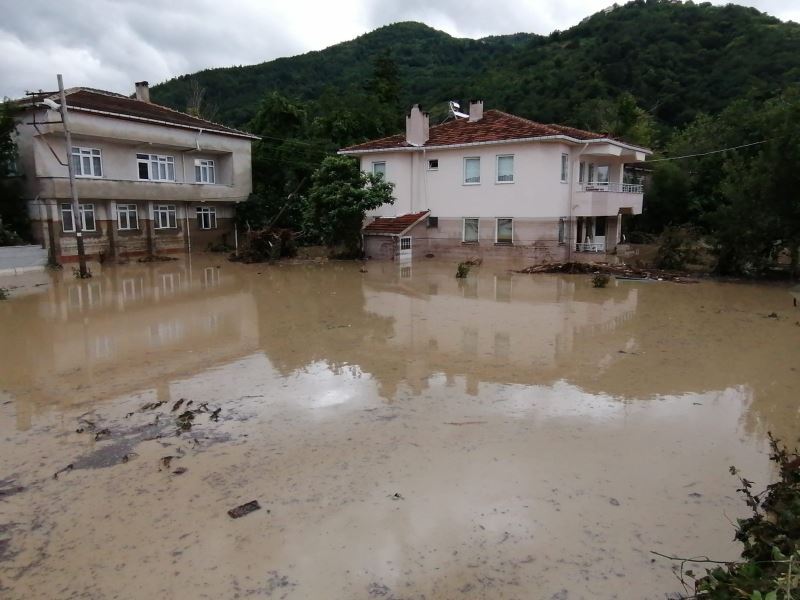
[[57, 74, 89, 278]]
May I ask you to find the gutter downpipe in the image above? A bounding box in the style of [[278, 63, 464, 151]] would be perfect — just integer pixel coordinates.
[[568, 143, 590, 262]]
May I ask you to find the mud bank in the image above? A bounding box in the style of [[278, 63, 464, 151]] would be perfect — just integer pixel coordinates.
[[1, 257, 798, 599]]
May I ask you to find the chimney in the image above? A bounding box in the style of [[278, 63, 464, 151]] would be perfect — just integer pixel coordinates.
[[405, 104, 429, 146], [468, 100, 484, 122], [135, 81, 150, 103]]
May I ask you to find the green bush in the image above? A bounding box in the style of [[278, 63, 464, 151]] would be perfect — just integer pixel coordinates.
[[655, 226, 700, 270], [455, 262, 471, 278], [592, 273, 610, 288]]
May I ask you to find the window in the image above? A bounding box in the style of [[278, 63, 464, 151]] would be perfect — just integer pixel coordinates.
[[588, 163, 596, 183], [372, 161, 386, 178], [137, 154, 175, 182], [496, 218, 513, 244], [194, 159, 215, 184], [496, 155, 514, 183], [464, 157, 480, 184], [463, 217, 479, 243], [579, 161, 586, 183], [61, 203, 96, 232], [400, 237, 411, 250], [154, 205, 177, 229], [426, 216, 438, 229], [560, 153, 569, 183], [596, 165, 610, 183], [427, 159, 439, 170], [72, 147, 102, 178], [117, 204, 138, 230], [558, 217, 566, 244], [196, 206, 217, 230]]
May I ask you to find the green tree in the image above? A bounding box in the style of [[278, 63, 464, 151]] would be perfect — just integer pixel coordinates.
[[303, 155, 394, 255], [0, 101, 29, 244]]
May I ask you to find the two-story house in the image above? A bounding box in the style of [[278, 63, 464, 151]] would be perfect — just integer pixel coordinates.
[[339, 102, 651, 261], [14, 82, 257, 263]]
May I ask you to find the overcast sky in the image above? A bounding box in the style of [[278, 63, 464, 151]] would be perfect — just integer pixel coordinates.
[[2, 0, 798, 99]]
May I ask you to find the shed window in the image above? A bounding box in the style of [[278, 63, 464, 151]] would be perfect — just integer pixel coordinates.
[[372, 161, 386, 178], [427, 159, 439, 170]]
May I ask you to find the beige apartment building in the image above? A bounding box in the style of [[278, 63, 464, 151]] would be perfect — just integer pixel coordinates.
[[14, 82, 257, 263]]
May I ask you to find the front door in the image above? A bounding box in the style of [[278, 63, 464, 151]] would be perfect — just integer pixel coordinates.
[[594, 216, 607, 250], [398, 236, 412, 260]]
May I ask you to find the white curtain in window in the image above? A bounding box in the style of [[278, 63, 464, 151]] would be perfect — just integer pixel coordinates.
[[497, 156, 513, 182], [464, 158, 480, 183]]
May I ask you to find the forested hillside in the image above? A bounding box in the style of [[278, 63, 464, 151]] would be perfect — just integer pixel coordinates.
[[152, 0, 800, 133], [150, 0, 800, 276]]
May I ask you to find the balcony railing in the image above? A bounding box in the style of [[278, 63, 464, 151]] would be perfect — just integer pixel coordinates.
[[575, 242, 606, 252], [576, 182, 643, 193]]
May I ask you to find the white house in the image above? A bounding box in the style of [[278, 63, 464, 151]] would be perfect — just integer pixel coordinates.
[[339, 101, 651, 261], [13, 82, 257, 263]]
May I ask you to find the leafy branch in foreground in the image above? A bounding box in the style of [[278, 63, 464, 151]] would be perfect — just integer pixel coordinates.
[[658, 434, 800, 599]]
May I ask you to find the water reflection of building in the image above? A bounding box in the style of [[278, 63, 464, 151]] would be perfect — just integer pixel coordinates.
[[1, 258, 259, 428]]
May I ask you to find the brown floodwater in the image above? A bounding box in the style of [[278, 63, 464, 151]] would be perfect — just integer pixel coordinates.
[[0, 256, 798, 599]]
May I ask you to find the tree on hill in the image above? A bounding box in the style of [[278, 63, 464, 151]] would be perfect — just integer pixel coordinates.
[[0, 101, 29, 245]]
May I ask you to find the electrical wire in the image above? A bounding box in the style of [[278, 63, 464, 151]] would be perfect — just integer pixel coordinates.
[[645, 140, 770, 163]]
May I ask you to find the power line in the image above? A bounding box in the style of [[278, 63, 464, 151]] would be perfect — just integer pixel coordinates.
[[646, 140, 770, 163]]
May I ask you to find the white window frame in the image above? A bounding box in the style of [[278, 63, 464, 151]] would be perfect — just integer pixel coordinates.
[[137, 153, 176, 182], [579, 161, 586, 183], [194, 159, 216, 184], [372, 161, 386, 178], [462, 217, 479, 243], [427, 158, 439, 171], [196, 206, 217, 230], [61, 203, 96, 233], [399, 236, 411, 251], [117, 204, 139, 231], [560, 153, 569, 183], [463, 157, 480, 185], [496, 154, 514, 184], [72, 147, 102, 178], [153, 204, 177, 230], [496, 217, 513, 244]]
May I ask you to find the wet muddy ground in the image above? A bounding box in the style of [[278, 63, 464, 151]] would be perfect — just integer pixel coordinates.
[[1, 256, 798, 599]]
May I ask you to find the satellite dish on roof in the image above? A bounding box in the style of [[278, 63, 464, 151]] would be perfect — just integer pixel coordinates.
[[449, 100, 468, 119]]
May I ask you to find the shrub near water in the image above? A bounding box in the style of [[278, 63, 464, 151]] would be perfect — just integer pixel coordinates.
[[683, 435, 799, 599]]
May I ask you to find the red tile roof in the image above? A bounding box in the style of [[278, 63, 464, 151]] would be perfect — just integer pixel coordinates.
[[341, 110, 627, 153], [19, 88, 257, 139], [363, 211, 429, 235]]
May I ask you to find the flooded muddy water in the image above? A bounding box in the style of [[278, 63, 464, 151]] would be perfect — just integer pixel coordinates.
[[1, 256, 798, 599]]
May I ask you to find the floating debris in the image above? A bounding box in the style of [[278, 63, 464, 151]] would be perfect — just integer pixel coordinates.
[[172, 467, 188, 475], [389, 492, 404, 501], [444, 421, 487, 426], [171, 398, 185, 412], [94, 428, 111, 441], [228, 500, 262, 519], [209, 408, 221, 422], [53, 464, 74, 480], [140, 400, 166, 411], [160, 456, 175, 470]]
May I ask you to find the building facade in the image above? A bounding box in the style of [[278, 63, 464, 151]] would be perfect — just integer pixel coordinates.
[[14, 83, 257, 263], [340, 102, 651, 261]]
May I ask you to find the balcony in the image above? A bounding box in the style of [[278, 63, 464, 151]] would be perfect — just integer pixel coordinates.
[[573, 182, 644, 217]]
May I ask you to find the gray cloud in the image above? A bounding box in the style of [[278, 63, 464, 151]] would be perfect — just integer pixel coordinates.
[[2, 0, 798, 99]]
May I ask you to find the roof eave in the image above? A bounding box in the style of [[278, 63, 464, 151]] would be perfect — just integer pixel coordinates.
[[340, 135, 651, 156]]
